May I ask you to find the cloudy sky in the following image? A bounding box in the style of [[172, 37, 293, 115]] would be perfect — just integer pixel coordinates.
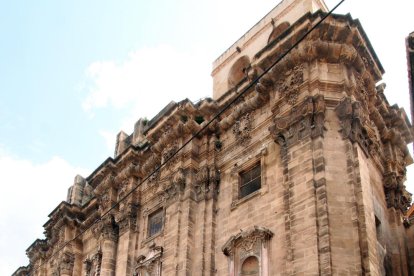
[[0, 0, 413, 274]]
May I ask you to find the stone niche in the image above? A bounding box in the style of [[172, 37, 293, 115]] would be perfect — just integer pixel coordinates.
[[222, 226, 273, 276]]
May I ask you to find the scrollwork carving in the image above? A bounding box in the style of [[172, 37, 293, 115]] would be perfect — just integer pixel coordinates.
[[194, 165, 220, 200], [232, 113, 252, 146], [275, 65, 304, 105], [269, 95, 325, 146], [335, 97, 377, 157], [162, 169, 186, 202]]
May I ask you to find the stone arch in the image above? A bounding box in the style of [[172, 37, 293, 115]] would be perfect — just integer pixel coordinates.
[[228, 55, 250, 89], [268, 21, 290, 44], [241, 255, 259, 276]]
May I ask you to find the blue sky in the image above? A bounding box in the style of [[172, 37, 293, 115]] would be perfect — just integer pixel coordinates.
[[1, 0, 414, 274]]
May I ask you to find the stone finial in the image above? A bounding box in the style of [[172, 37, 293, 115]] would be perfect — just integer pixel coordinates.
[[67, 175, 86, 206], [133, 118, 147, 146], [115, 131, 130, 158]]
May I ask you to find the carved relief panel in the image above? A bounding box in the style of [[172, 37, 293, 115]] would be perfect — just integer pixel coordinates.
[[274, 65, 305, 105], [84, 249, 102, 276], [232, 113, 253, 146], [134, 245, 163, 276], [222, 227, 273, 276]]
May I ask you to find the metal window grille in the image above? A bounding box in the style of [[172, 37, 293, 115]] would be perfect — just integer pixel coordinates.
[[239, 163, 261, 198], [148, 209, 163, 237]]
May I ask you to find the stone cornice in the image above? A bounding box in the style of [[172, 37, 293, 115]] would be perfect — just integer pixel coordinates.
[[255, 11, 384, 80], [26, 239, 48, 264]]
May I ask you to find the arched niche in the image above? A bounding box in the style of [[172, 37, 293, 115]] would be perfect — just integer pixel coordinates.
[[268, 21, 290, 44], [228, 55, 250, 89], [241, 256, 259, 276], [222, 226, 273, 276]]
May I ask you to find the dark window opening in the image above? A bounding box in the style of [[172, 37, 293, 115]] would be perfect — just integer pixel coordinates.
[[375, 215, 382, 242], [239, 163, 261, 198], [148, 209, 163, 237]]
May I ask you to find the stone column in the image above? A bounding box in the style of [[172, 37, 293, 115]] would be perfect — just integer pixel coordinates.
[[115, 205, 138, 275], [100, 218, 118, 276]]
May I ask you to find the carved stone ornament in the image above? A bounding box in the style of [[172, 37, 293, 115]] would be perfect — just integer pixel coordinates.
[[275, 65, 304, 105], [384, 172, 412, 211], [335, 97, 381, 157], [142, 155, 161, 180], [84, 249, 102, 276], [59, 251, 75, 275], [336, 97, 412, 211], [162, 142, 179, 170], [134, 244, 163, 276], [116, 204, 138, 235], [222, 226, 273, 276], [194, 165, 220, 200], [99, 192, 111, 212], [92, 216, 118, 242], [162, 169, 186, 201], [232, 113, 252, 146], [222, 226, 273, 257], [269, 95, 325, 147]]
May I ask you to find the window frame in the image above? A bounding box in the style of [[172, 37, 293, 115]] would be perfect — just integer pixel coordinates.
[[147, 208, 164, 238], [230, 146, 268, 210], [239, 162, 261, 199]]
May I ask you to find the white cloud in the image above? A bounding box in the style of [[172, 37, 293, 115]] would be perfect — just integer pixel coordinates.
[[99, 129, 117, 154], [0, 149, 88, 275], [82, 45, 212, 131]]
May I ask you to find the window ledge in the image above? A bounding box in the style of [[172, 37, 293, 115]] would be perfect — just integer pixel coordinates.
[[141, 230, 163, 247], [231, 189, 261, 211]]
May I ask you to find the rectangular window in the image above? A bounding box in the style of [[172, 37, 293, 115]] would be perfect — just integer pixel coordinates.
[[239, 163, 261, 198], [148, 209, 163, 237]]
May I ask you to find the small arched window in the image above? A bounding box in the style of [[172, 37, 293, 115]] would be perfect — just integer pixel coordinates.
[[228, 56, 250, 89], [241, 256, 259, 276], [268, 21, 291, 44]]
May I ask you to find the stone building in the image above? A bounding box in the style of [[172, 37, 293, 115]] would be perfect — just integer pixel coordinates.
[[13, 0, 414, 275]]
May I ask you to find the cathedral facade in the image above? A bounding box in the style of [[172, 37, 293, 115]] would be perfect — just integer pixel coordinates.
[[14, 0, 414, 275]]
